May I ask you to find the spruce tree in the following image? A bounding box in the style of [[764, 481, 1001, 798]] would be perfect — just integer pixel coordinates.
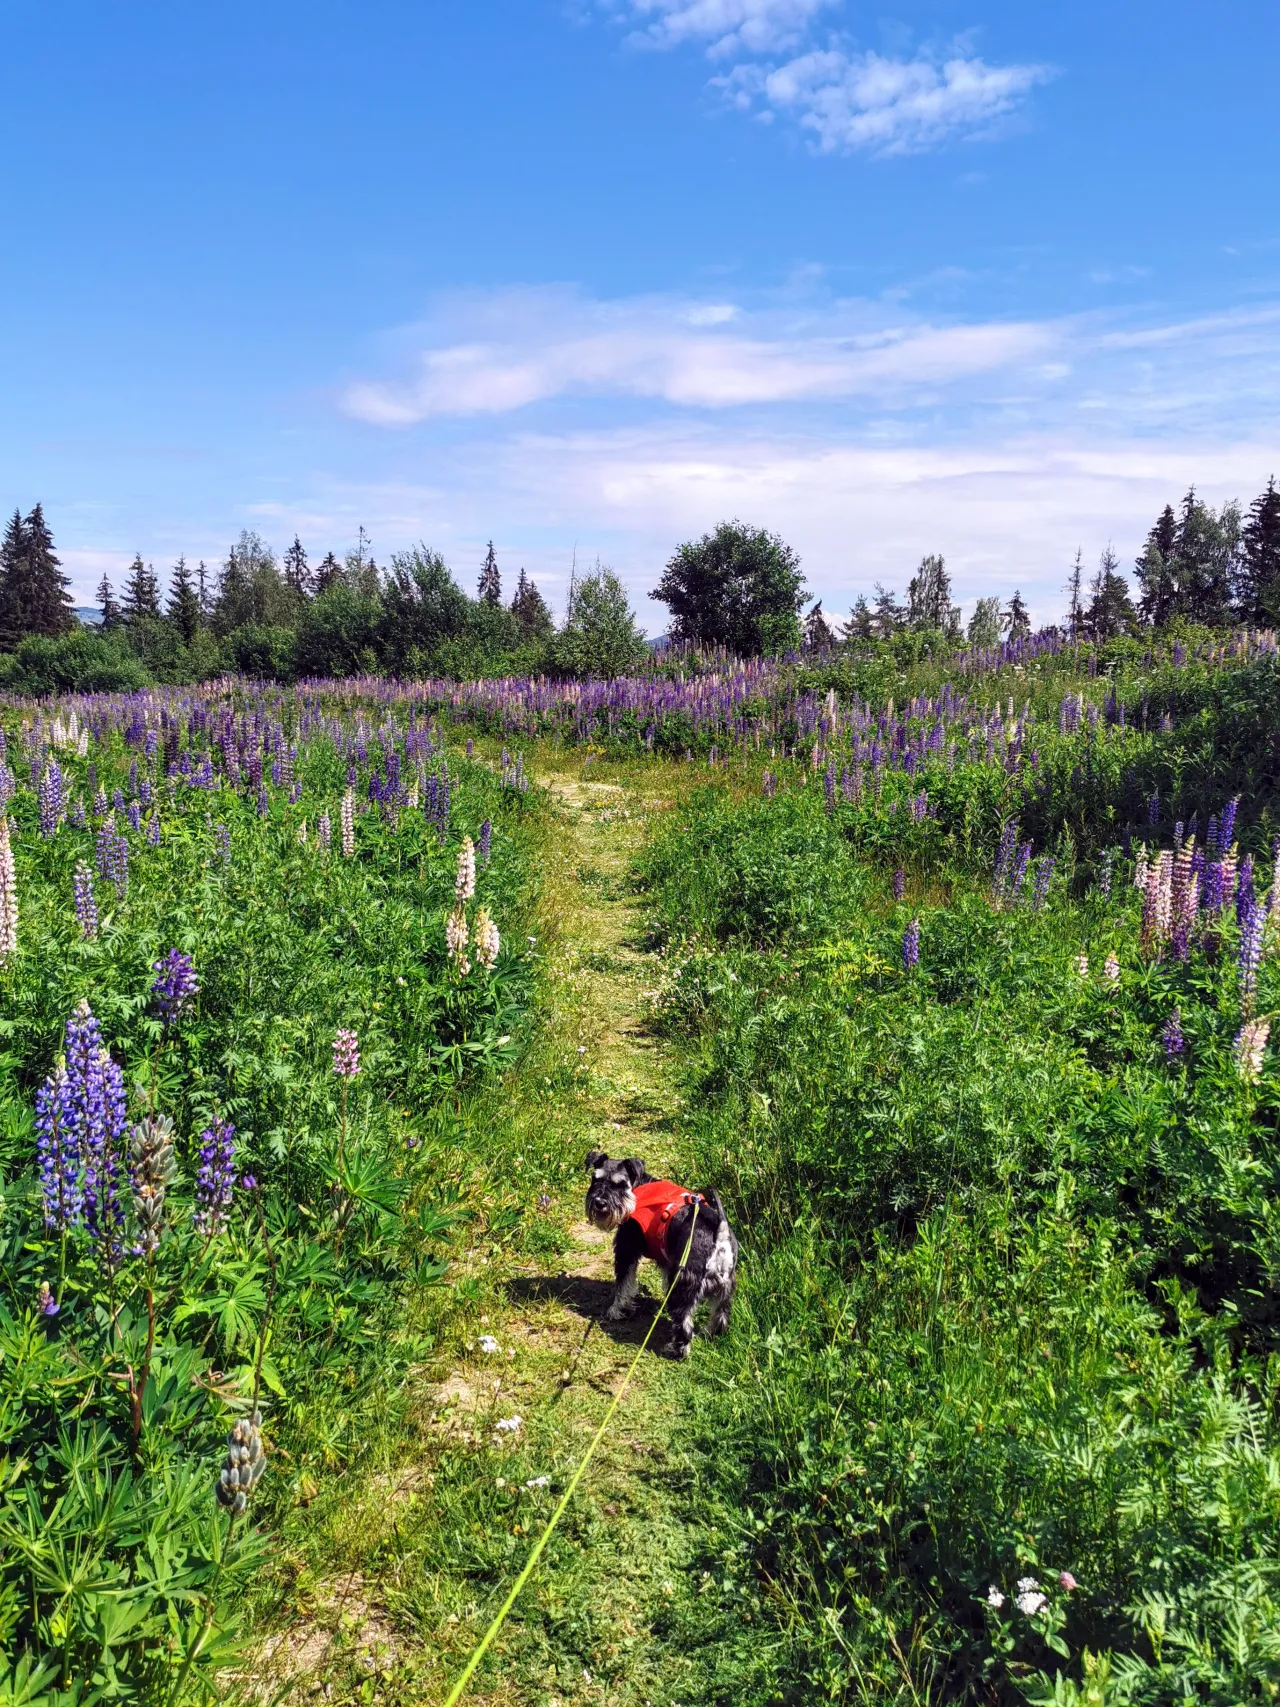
[[1065, 548, 1085, 637], [167, 556, 202, 646], [311, 551, 344, 596], [478, 541, 502, 606], [905, 554, 953, 630], [0, 505, 73, 642], [1085, 547, 1137, 639], [283, 535, 309, 598], [871, 583, 903, 639], [1242, 476, 1280, 623], [122, 553, 161, 621], [1135, 504, 1178, 625], [510, 567, 552, 638], [802, 601, 835, 652], [97, 575, 123, 630], [1003, 590, 1031, 641]]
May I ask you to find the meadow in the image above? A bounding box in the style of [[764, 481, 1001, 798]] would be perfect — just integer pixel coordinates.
[[0, 628, 1277, 1705]]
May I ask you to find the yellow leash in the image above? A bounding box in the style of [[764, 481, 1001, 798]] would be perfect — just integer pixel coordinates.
[[440, 1201, 701, 1707]]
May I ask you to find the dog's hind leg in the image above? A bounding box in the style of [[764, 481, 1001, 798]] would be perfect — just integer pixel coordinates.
[[666, 1268, 702, 1359], [606, 1220, 646, 1321]]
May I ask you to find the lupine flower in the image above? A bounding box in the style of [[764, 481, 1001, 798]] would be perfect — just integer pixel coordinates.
[[1170, 842, 1198, 961], [478, 818, 492, 866], [317, 809, 331, 851], [1103, 952, 1120, 984], [36, 1282, 59, 1318], [340, 788, 355, 857], [193, 1118, 236, 1235], [1032, 857, 1054, 912], [456, 836, 477, 902], [902, 917, 920, 970], [215, 823, 231, 863], [1147, 793, 1160, 826], [891, 867, 905, 902], [993, 821, 1018, 895], [128, 1113, 178, 1256], [92, 788, 108, 819], [1133, 843, 1149, 890], [0, 817, 16, 963], [256, 787, 269, 818], [38, 761, 65, 838], [127, 800, 142, 832], [1058, 1572, 1078, 1593], [1239, 897, 1265, 1016], [1234, 1016, 1270, 1083], [1074, 953, 1089, 977], [446, 901, 470, 973], [35, 1064, 81, 1229], [144, 813, 159, 849], [216, 1409, 265, 1514], [1011, 841, 1033, 899], [1271, 837, 1280, 926], [332, 1027, 360, 1078], [1162, 1009, 1184, 1059], [1220, 795, 1239, 851], [473, 906, 500, 972], [63, 1001, 126, 1245], [1097, 850, 1113, 899], [152, 949, 199, 1026]]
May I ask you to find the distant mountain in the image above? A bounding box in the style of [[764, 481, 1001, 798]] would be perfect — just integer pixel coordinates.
[[75, 608, 102, 626]]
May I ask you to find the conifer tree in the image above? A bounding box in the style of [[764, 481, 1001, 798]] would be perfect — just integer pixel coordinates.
[[842, 594, 874, 642], [1085, 547, 1137, 639], [1003, 590, 1031, 641], [97, 575, 123, 630], [478, 541, 502, 606], [871, 583, 904, 639], [510, 567, 552, 638], [0, 505, 73, 643], [802, 601, 835, 652], [283, 535, 309, 598], [906, 554, 954, 631], [1136, 504, 1178, 625], [1242, 476, 1280, 623], [1065, 548, 1085, 637], [197, 560, 213, 616], [122, 553, 161, 622], [311, 551, 344, 596], [167, 556, 202, 646]]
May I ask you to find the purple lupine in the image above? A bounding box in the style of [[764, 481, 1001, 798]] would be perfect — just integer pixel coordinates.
[[1147, 792, 1160, 826], [478, 818, 492, 866], [333, 1027, 361, 1078], [1032, 856, 1055, 911], [73, 862, 98, 940], [214, 824, 231, 863], [1236, 855, 1255, 926], [1011, 841, 1034, 897], [38, 761, 65, 838], [1220, 795, 1239, 851], [257, 787, 269, 818], [193, 1119, 237, 1236], [127, 801, 142, 832], [151, 949, 198, 1026], [112, 788, 126, 814], [34, 1064, 82, 1229], [146, 814, 160, 847], [993, 821, 1018, 895], [1203, 861, 1227, 915], [63, 1001, 126, 1246], [1098, 850, 1114, 900], [824, 763, 836, 814], [902, 917, 920, 970], [892, 868, 906, 902], [1162, 1009, 1185, 1060], [1239, 896, 1265, 1016]]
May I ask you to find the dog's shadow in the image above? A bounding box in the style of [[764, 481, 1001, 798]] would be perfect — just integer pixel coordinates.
[[505, 1273, 676, 1356]]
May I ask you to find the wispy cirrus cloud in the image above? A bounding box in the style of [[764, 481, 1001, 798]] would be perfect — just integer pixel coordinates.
[[603, 0, 1052, 154], [342, 286, 1058, 423]]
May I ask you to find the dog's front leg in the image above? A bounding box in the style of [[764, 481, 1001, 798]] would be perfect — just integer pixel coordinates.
[[606, 1220, 646, 1321]]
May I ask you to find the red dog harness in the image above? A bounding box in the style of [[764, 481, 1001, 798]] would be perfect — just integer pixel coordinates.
[[627, 1179, 704, 1266]]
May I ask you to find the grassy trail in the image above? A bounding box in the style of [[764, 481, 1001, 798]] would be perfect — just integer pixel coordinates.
[[253, 759, 724, 1707]]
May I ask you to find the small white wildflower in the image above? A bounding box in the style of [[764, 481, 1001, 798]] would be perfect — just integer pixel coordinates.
[[987, 1586, 1005, 1609], [1015, 1577, 1047, 1615], [1073, 953, 1089, 977], [525, 1475, 550, 1488], [478, 1335, 500, 1354], [1103, 951, 1120, 984], [495, 1415, 522, 1433]]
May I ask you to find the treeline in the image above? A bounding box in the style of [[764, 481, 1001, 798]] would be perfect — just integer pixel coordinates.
[[0, 515, 649, 692]]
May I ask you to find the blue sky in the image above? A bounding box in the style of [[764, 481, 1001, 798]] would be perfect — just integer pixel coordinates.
[[5, 0, 1279, 629]]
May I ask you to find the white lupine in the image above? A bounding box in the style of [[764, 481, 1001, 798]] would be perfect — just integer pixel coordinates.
[[317, 809, 331, 851], [1103, 952, 1120, 984], [340, 789, 355, 858], [473, 906, 500, 972], [1133, 844, 1149, 889], [455, 836, 476, 902], [446, 901, 470, 974], [1235, 1017, 1271, 1084], [0, 817, 16, 962]]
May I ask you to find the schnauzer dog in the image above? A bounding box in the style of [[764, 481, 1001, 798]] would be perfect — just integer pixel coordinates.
[[584, 1151, 738, 1358]]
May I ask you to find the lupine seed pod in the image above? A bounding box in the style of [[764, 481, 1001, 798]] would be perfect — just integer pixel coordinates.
[[216, 1410, 266, 1514], [129, 1113, 178, 1255]]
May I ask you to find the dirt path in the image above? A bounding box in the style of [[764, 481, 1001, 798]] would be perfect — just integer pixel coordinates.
[[251, 762, 715, 1707]]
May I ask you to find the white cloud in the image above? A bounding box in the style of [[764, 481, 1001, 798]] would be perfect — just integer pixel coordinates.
[[619, 0, 835, 57], [343, 286, 1058, 423], [721, 48, 1053, 155]]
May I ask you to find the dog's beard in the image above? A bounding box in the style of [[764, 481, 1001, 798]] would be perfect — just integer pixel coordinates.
[[586, 1189, 635, 1232]]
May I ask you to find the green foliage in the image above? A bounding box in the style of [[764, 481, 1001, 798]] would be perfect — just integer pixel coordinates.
[[554, 565, 648, 679], [651, 520, 805, 656], [0, 630, 152, 694]]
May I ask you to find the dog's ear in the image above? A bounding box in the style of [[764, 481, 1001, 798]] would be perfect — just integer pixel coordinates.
[[585, 1150, 607, 1171], [623, 1157, 646, 1184]]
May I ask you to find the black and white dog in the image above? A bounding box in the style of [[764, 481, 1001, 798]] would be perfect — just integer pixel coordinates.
[[584, 1151, 738, 1358]]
